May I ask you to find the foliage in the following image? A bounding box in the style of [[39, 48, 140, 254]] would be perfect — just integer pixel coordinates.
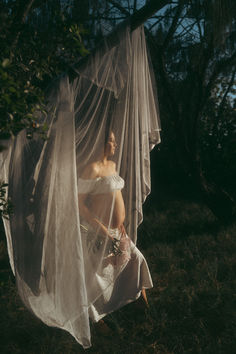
[[0, 182, 13, 219], [0, 0, 89, 217], [0, 0, 88, 139]]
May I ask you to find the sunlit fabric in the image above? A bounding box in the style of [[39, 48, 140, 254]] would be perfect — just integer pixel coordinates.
[[0, 25, 160, 348]]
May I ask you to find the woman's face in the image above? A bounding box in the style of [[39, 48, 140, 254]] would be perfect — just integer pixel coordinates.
[[105, 131, 117, 156]]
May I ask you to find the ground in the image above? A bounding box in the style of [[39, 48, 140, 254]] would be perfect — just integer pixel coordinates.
[[0, 198, 235, 353]]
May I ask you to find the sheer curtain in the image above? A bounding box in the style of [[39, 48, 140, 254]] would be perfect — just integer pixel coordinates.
[[0, 25, 160, 348]]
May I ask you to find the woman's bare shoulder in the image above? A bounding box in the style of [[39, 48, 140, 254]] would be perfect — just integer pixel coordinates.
[[80, 160, 116, 179], [80, 163, 99, 179]]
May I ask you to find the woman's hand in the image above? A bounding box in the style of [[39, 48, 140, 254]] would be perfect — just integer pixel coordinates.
[[93, 218, 114, 241], [119, 223, 126, 236]]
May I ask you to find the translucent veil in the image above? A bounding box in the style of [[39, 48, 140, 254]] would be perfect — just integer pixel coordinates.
[[0, 25, 160, 348]]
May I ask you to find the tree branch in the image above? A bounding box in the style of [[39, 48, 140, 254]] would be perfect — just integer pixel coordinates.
[[130, 0, 172, 31], [203, 51, 236, 108], [217, 69, 236, 118], [148, 33, 179, 121], [107, 0, 130, 16], [162, 0, 185, 50], [175, 20, 200, 41], [70, 0, 172, 76]]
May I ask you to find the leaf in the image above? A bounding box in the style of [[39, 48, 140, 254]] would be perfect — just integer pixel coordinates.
[[2, 59, 10, 68], [9, 87, 16, 93]]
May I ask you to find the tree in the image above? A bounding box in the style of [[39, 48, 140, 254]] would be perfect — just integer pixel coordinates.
[[147, 0, 236, 221], [0, 0, 89, 217], [0, 0, 170, 140], [0, 0, 171, 217], [0, 0, 88, 141]]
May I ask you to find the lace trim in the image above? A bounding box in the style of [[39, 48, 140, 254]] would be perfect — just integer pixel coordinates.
[[78, 174, 125, 194]]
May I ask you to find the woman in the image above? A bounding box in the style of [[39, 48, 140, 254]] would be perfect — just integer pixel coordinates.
[[78, 130, 153, 329]]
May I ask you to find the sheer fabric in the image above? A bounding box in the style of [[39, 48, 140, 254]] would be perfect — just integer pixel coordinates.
[[0, 25, 160, 348]]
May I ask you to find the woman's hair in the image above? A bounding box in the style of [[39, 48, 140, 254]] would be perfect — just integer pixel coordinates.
[[104, 124, 112, 147], [104, 113, 115, 148]]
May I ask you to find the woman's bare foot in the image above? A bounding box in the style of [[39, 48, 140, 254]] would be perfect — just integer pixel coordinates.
[[141, 288, 149, 308], [134, 288, 150, 313]]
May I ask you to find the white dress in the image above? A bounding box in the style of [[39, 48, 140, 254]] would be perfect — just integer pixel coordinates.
[[78, 175, 153, 322]]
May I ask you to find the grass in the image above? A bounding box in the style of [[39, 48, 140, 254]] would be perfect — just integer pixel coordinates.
[[0, 198, 235, 353]]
